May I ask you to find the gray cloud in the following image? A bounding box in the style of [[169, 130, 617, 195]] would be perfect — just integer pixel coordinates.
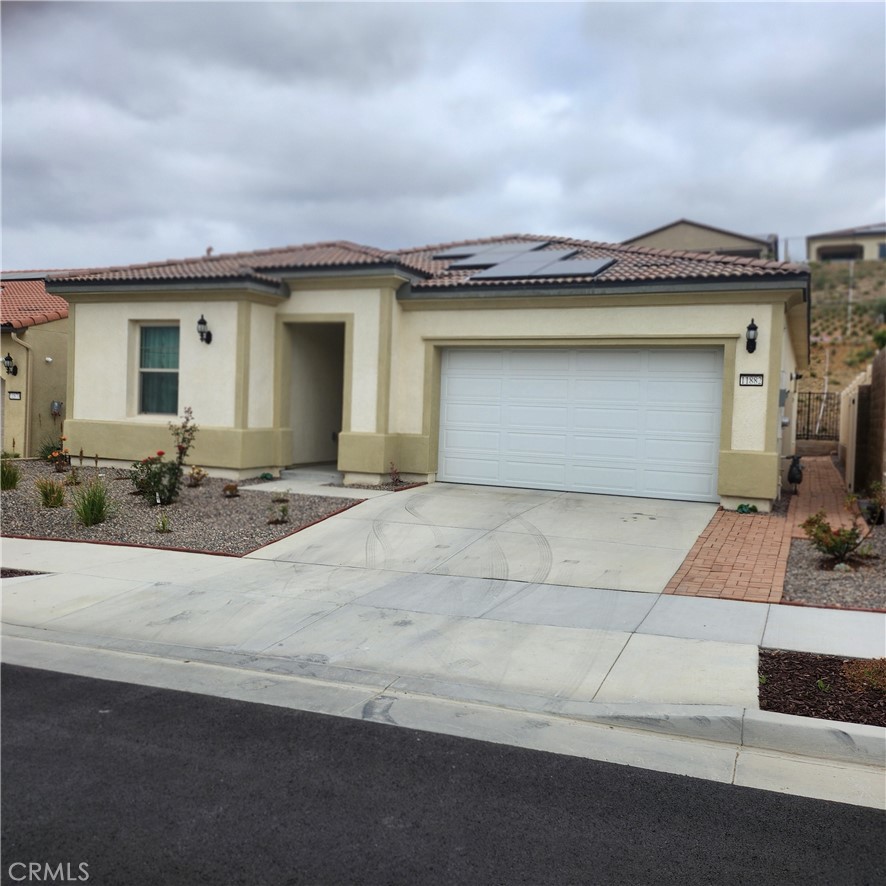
[[2, 1, 884, 269]]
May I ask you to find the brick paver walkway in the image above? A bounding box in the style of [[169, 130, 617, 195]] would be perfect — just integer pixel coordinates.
[[664, 456, 855, 604]]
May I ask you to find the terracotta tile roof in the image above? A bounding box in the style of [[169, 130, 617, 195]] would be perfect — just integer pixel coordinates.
[[47, 241, 395, 288], [0, 276, 69, 330], [43, 234, 809, 293]]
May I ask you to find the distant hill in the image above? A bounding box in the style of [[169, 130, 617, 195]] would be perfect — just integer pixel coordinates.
[[800, 260, 886, 393]]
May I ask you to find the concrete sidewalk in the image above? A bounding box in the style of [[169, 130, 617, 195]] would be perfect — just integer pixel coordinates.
[[3, 532, 884, 809]]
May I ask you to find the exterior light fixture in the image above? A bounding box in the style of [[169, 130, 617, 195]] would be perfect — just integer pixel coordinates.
[[3, 353, 17, 375], [197, 315, 212, 344], [745, 319, 758, 354]]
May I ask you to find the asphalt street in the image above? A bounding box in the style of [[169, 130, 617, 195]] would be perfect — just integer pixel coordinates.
[[2, 665, 883, 886]]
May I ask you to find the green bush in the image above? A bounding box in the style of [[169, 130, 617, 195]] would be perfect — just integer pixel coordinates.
[[130, 452, 182, 505], [800, 510, 865, 563], [71, 477, 114, 526], [129, 409, 200, 506], [35, 476, 66, 507], [0, 459, 21, 490]]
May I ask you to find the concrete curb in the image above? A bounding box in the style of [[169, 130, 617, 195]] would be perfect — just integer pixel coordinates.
[[3, 624, 883, 770]]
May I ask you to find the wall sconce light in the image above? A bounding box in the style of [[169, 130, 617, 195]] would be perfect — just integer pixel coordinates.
[[3, 353, 18, 376], [745, 319, 758, 354], [197, 315, 212, 345]]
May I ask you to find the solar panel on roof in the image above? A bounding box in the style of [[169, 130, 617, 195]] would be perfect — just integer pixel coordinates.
[[469, 249, 579, 279], [448, 242, 550, 268], [526, 258, 616, 278]]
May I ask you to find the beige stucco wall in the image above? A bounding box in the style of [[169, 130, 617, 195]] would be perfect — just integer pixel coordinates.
[[627, 222, 766, 255], [59, 276, 808, 502], [247, 303, 277, 428], [72, 300, 239, 426], [277, 284, 383, 434], [807, 235, 884, 261], [1, 319, 69, 457]]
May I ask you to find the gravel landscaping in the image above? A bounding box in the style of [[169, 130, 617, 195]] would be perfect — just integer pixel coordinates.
[[782, 525, 885, 611], [1, 460, 363, 556]]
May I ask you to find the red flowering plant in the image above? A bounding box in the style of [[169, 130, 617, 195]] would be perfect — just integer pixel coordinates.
[[129, 409, 199, 506]]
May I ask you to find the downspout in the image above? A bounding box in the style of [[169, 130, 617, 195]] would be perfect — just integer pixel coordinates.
[[11, 331, 33, 456]]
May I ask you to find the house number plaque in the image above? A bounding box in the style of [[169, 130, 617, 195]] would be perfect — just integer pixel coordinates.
[[739, 374, 764, 387]]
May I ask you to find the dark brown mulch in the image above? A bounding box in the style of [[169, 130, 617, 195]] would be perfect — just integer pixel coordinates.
[[0, 569, 46, 578], [759, 649, 886, 728]]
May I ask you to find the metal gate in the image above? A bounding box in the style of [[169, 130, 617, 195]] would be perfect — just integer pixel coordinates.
[[796, 392, 840, 440]]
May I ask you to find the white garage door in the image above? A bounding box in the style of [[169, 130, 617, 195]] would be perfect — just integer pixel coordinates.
[[438, 348, 723, 502]]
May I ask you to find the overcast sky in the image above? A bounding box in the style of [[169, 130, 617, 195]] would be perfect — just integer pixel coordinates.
[[2, 1, 884, 271]]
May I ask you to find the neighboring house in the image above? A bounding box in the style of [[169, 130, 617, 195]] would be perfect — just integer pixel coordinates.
[[805, 223, 886, 262], [46, 234, 811, 511], [1, 273, 70, 457], [622, 219, 779, 260]]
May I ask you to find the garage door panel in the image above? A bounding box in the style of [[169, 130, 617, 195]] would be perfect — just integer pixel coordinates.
[[506, 350, 571, 372], [573, 380, 642, 402], [504, 460, 567, 485], [571, 464, 638, 494], [647, 379, 720, 405], [572, 435, 640, 459], [643, 469, 716, 498], [574, 350, 641, 372], [648, 349, 722, 373], [508, 405, 569, 427], [443, 403, 503, 425], [439, 348, 722, 502], [505, 432, 568, 456], [441, 455, 501, 482], [645, 438, 718, 464], [645, 409, 719, 434], [444, 376, 502, 398], [574, 407, 640, 432], [504, 377, 570, 400], [442, 429, 500, 452]]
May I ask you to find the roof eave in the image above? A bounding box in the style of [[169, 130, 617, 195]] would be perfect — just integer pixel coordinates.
[[399, 274, 811, 301]]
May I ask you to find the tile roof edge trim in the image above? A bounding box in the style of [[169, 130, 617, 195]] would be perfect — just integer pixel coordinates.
[[44, 277, 285, 295], [398, 275, 811, 300]]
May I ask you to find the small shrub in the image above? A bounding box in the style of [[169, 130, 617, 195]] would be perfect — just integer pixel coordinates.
[[267, 502, 289, 525], [389, 461, 402, 485], [71, 477, 114, 527], [38, 436, 60, 460], [736, 503, 758, 514], [1, 459, 21, 490], [156, 511, 172, 533], [64, 466, 82, 487], [800, 509, 866, 563], [170, 407, 199, 465], [186, 465, 208, 488], [130, 451, 182, 506], [223, 483, 240, 498], [1, 449, 20, 459], [46, 434, 71, 472], [35, 476, 66, 508], [842, 658, 886, 695]]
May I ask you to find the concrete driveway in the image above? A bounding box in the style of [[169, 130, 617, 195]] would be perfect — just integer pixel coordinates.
[[251, 482, 718, 594]]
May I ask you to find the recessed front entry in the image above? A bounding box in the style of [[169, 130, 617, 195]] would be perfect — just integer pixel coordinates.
[[438, 347, 723, 502]]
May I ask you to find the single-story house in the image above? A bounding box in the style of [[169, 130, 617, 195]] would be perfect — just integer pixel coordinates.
[[622, 219, 778, 260], [46, 234, 811, 511], [1, 273, 70, 457], [805, 223, 886, 262]]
